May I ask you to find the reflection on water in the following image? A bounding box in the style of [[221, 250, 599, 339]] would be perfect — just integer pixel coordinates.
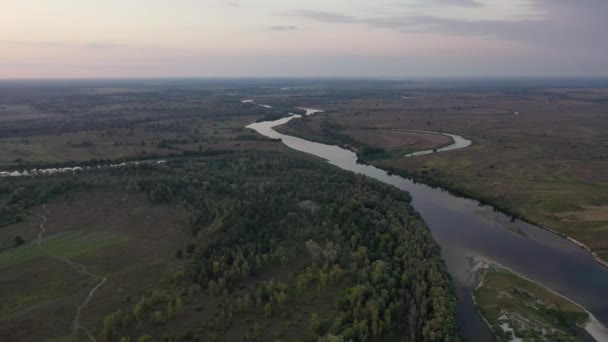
[[248, 110, 608, 341]]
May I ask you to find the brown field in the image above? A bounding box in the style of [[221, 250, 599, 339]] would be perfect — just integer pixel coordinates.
[[344, 129, 452, 151]]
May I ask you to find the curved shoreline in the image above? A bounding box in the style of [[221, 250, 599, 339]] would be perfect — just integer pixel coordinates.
[[374, 165, 608, 271], [471, 257, 608, 341], [403, 130, 472, 157]]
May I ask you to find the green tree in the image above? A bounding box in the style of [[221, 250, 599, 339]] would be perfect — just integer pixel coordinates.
[[310, 313, 321, 334], [14, 236, 25, 247], [167, 302, 174, 319], [137, 335, 152, 342], [175, 296, 184, 315]]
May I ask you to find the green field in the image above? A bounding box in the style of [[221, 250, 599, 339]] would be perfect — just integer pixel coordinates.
[[0, 230, 129, 269]]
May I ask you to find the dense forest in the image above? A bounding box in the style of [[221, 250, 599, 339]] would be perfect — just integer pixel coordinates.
[[1, 151, 459, 341]]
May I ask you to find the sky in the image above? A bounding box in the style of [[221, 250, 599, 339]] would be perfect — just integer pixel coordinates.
[[1, 0, 606, 78]]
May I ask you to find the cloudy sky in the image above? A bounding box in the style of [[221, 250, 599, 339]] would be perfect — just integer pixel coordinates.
[[1, 0, 606, 78]]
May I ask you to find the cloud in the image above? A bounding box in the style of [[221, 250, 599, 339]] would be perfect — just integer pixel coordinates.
[[282, 1, 608, 52], [284, 10, 356, 24], [225, 1, 240, 7], [268, 26, 299, 31], [395, 0, 484, 8], [81, 42, 126, 49], [1, 40, 126, 49], [432, 0, 483, 7]]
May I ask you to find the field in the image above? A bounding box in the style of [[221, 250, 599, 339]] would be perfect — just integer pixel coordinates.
[[474, 267, 590, 341], [0, 82, 290, 168], [275, 82, 608, 263], [0, 190, 190, 341]]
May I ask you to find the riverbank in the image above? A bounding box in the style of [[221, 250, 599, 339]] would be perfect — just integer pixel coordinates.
[[370, 164, 608, 270], [0, 149, 247, 178], [472, 260, 608, 341]]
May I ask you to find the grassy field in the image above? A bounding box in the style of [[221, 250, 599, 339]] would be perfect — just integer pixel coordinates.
[[0, 229, 128, 268], [276, 85, 608, 263], [0, 114, 285, 168], [474, 267, 589, 341], [0, 190, 190, 341]]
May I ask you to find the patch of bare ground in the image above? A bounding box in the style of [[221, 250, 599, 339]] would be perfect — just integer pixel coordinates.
[[574, 162, 608, 183]]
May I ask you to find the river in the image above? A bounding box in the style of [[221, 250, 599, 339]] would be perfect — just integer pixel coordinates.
[[0, 160, 165, 178], [247, 108, 608, 341]]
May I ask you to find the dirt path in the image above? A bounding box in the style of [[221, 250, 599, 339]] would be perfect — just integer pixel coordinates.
[[31, 204, 50, 245], [30, 204, 106, 342]]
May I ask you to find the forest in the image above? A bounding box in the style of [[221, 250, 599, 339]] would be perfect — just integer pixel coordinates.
[[0, 150, 460, 341]]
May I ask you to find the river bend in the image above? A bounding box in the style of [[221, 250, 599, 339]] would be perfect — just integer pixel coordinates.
[[247, 108, 608, 341]]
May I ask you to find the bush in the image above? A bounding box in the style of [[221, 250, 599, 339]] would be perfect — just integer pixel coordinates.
[[14, 236, 25, 247]]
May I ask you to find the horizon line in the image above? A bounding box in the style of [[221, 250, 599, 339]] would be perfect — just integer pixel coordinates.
[[2, 76, 608, 81]]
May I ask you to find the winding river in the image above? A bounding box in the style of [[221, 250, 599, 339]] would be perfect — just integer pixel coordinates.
[[247, 109, 608, 341], [2, 105, 607, 340]]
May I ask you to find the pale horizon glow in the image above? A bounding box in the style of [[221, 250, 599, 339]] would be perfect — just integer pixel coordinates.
[[1, 0, 606, 78]]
